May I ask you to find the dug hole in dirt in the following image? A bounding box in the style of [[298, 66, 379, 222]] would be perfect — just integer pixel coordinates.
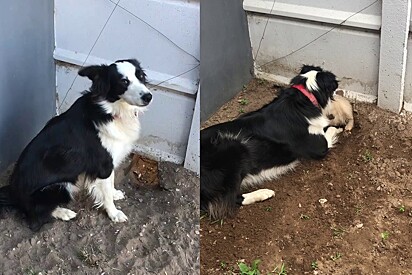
[[200, 79, 412, 274], [0, 154, 199, 275]]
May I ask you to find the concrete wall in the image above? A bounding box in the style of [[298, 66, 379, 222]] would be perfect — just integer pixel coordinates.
[[0, 1, 55, 172], [244, 0, 381, 103], [200, 0, 254, 122], [403, 33, 412, 111], [244, 0, 412, 112], [54, 0, 200, 166]]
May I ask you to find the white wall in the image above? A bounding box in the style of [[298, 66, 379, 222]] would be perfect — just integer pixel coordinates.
[[54, 0, 200, 166], [404, 35, 412, 111], [244, 0, 412, 111]]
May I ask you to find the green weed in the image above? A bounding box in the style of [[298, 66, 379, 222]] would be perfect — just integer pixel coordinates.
[[238, 98, 249, 106], [272, 263, 287, 275], [330, 252, 342, 261], [238, 259, 261, 275], [311, 261, 318, 270], [332, 227, 345, 238], [381, 231, 389, 241], [362, 150, 373, 162]]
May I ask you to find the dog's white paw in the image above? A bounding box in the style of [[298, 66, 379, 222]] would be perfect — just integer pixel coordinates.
[[108, 209, 128, 223], [113, 189, 125, 201], [325, 126, 343, 148], [52, 207, 77, 221], [242, 189, 275, 205]]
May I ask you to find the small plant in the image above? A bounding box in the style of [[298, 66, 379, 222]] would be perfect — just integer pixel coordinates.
[[272, 263, 287, 275], [238, 98, 249, 105], [257, 78, 266, 85], [332, 227, 345, 238], [78, 244, 100, 267], [220, 260, 227, 269], [24, 268, 37, 275], [330, 252, 342, 261], [355, 205, 363, 215], [220, 261, 235, 274], [362, 150, 373, 162], [239, 108, 245, 114], [399, 205, 405, 213], [300, 214, 310, 220], [381, 231, 389, 241], [210, 218, 224, 226], [265, 206, 273, 212], [238, 259, 261, 275], [311, 261, 318, 270]]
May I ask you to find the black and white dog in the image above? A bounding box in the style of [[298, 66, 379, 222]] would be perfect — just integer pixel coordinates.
[[201, 65, 344, 219], [0, 59, 152, 230]]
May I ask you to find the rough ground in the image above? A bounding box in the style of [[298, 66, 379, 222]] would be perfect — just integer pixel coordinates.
[[200, 79, 412, 274], [0, 154, 199, 275]]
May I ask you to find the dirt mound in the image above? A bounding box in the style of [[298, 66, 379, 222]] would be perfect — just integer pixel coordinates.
[[0, 156, 199, 275]]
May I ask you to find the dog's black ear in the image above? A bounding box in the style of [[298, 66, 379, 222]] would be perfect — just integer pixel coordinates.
[[317, 71, 338, 93], [78, 65, 110, 97], [78, 65, 107, 81], [290, 75, 306, 86]]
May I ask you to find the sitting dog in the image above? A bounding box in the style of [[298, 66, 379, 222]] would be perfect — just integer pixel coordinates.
[[201, 65, 346, 219], [0, 59, 152, 230]]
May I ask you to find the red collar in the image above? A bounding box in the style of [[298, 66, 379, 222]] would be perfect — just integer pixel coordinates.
[[292, 84, 319, 107]]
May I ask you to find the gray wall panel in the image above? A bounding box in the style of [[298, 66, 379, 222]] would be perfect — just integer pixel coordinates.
[[0, 1, 55, 172], [200, 0, 253, 122]]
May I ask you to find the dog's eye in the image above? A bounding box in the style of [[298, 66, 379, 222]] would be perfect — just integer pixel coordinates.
[[121, 79, 130, 85]]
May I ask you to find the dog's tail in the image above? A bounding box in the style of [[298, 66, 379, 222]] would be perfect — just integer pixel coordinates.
[[201, 133, 249, 220], [201, 196, 240, 221], [0, 185, 14, 206]]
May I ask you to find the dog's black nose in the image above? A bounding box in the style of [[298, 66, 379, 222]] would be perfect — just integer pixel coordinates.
[[142, 93, 152, 104]]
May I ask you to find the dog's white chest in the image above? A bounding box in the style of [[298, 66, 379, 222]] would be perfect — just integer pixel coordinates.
[[97, 112, 141, 168], [307, 115, 329, 135]]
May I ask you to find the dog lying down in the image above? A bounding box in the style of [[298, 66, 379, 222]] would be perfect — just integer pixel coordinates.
[[201, 65, 354, 219], [0, 59, 152, 231]]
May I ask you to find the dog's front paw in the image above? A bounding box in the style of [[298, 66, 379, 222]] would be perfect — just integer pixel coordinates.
[[325, 126, 343, 148], [242, 189, 275, 205], [52, 207, 77, 221], [108, 209, 128, 223], [113, 189, 125, 201]]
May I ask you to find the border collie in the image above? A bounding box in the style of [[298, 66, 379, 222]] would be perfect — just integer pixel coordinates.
[[201, 65, 348, 219], [0, 59, 152, 231]]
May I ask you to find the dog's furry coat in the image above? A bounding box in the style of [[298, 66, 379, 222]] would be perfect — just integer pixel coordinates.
[[201, 65, 350, 219], [0, 59, 152, 231]]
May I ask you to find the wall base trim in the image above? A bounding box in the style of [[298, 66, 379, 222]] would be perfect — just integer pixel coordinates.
[[256, 70, 378, 104]]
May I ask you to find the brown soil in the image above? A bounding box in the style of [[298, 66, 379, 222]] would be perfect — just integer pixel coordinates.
[[129, 154, 160, 187], [0, 154, 200, 275], [200, 78, 412, 274]]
